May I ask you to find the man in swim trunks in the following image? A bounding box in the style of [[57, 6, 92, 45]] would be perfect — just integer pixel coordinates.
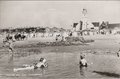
[[79, 55, 87, 68]]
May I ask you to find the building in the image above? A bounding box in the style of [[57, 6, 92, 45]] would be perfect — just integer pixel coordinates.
[[108, 23, 120, 29], [92, 22, 100, 27]]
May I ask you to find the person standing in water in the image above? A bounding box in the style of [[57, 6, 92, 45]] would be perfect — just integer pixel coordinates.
[[117, 49, 120, 57], [79, 55, 88, 68], [79, 54, 88, 76], [3, 34, 15, 53]]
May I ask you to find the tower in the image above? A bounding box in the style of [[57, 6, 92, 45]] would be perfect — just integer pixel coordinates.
[[81, 8, 94, 30], [81, 8, 88, 30], [82, 8, 87, 16]]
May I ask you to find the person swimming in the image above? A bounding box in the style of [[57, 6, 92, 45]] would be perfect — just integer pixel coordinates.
[[14, 58, 47, 72], [34, 58, 47, 69]]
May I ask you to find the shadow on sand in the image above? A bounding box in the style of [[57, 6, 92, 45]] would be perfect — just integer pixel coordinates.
[[92, 71, 120, 78]]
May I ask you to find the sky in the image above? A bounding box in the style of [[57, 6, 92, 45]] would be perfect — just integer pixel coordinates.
[[0, 1, 120, 29]]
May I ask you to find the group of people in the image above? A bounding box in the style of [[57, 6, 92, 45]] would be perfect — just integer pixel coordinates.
[[2, 33, 88, 72], [13, 55, 88, 72], [2, 34, 48, 71], [3, 33, 120, 73]]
